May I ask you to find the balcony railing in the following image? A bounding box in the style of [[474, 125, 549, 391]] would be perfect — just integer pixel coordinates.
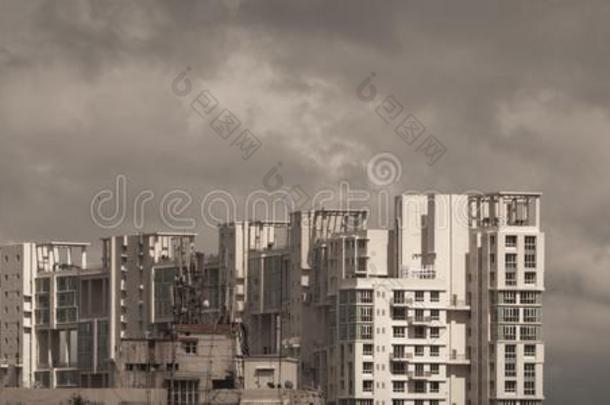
[[449, 352, 470, 362], [408, 371, 432, 379], [391, 297, 414, 306], [390, 352, 413, 361], [408, 316, 432, 323]]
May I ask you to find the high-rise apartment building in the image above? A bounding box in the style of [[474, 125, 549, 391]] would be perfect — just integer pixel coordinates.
[[468, 192, 545, 405], [241, 193, 544, 405]]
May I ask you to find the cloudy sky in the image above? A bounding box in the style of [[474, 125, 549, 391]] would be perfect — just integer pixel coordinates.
[[1, 0, 609, 401]]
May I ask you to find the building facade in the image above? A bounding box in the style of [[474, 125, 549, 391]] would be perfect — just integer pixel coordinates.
[[241, 193, 544, 405]]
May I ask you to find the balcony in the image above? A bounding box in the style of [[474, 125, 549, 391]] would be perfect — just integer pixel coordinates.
[[390, 352, 413, 361], [408, 316, 432, 324], [391, 297, 414, 306], [448, 294, 470, 310], [448, 351, 470, 364], [408, 370, 432, 379]]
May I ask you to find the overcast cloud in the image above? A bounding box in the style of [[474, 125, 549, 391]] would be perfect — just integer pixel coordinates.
[[1, 1, 609, 402]]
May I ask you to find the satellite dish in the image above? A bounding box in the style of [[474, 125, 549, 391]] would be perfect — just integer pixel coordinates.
[[284, 380, 294, 389], [203, 299, 210, 308]]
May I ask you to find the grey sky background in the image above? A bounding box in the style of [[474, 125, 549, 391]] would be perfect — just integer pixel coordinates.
[[1, 1, 609, 402]]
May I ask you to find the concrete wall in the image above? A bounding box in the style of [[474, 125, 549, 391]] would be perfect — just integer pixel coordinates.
[[0, 388, 166, 405]]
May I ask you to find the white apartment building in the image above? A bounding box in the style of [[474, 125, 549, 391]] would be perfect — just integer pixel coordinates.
[[241, 193, 544, 405], [468, 193, 544, 405]]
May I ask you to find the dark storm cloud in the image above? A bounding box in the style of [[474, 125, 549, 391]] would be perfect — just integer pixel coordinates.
[[1, 0, 610, 401]]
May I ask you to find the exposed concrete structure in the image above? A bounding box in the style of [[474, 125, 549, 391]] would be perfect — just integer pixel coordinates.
[[243, 355, 298, 390], [0, 387, 167, 404], [115, 324, 238, 403], [100, 232, 196, 352], [217, 221, 289, 323]]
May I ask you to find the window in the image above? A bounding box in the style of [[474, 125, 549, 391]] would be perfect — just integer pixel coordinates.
[[430, 309, 440, 321], [358, 290, 373, 304], [520, 326, 541, 341], [505, 235, 517, 248], [415, 309, 425, 321], [393, 290, 405, 304], [415, 291, 424, 302], [414, 326, 426, 339], [360, 306, 374, 322], [182, 340, 197, 354], [500, 326, 516, 340], [524, 380, 536, 395], [524, 308, 540, 323], [505, 362, 516, 377], [360, 325, 373, 340], [505, 344, 516, 360], [414, 381, 426, 393], [392, 307, 407, 321], [500, 291, 517, 304], [363, 380, 374, 392], [363, 344, 374, 356], [430, 291, 439, 302], [525, 236, 536, 250], [524, 363, 536, 378], [391, 361, 406, 375], [525, 254, 536, 268], [430, 364, 439, 374], [430, 327, 440, 338], [415, 346, 424, 357], [430, 346, 440, 357], [393, 327, 405, 338], [500, 307, 519, 322], [524, 272, 536, 284], [392, 381, 405, 392], [505, 272, 516, 286], [429, 381, 440, 393], [505, 253, 517, 269], [505, 380, 516, 393], [524, 344, 536, 357], [521, 292, 539, 304], [363, 362, 373, 374]]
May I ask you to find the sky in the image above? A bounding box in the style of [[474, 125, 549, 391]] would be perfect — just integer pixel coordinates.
[[1, 0, 609, 402]]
